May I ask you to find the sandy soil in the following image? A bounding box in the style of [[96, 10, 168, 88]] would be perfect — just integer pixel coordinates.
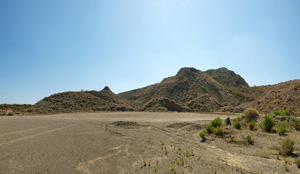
[[0, 112, 299, 174]]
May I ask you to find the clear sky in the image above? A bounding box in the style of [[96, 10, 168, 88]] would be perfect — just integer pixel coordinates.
[[1, 0, 300, 104]]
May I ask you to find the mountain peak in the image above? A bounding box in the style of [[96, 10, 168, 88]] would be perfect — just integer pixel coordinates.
[[103, 86, 111, 91], [102, 86, 114, 94], [176, 67, 201, 78]]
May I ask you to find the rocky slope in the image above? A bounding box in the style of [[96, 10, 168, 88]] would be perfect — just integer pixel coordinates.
[[33, 86, 134, 114], [244, 80, 300, 114], [118, 67, 244, 112]]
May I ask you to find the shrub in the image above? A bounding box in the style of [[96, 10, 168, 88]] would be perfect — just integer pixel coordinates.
[[293, 119, 300, 131], [273, 110, 281, 115], [245, 135, 252, 145], [206, 123, 213, 134], [233, 120, 241, 129], [248, 121, 255, 130], [214, 126, 223, 136], [262, 116, 275, 132], [281, 109, 291, 116], [272, 137, 295, 156], [199, 131, 206, 140], [234, 116, 242, 122], [211, 117, 222, 127], [295, 158, 300, 168], [226, 135, 237, 143], [244, 108, 259, 122], [277, 122, 287, 136], [273, 109, 291, 116]]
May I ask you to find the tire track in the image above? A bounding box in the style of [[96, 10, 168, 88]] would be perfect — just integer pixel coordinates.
[[0, 121, 70, 137], [0, 123, 78, 147]]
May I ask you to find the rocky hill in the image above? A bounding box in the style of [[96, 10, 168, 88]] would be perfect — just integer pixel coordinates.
[[244, 80, 300, 114], [24, 67, 300, 115], [119, 67, 241, 112], [206, 67, 249, 89], [32, 86, 134, 114]]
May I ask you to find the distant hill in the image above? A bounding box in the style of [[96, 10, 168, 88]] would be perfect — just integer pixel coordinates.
[[15, 67, 298, 115], [244, 80, 300, 114], [119, 67, 240, 112], [32, 86, 134, 114]]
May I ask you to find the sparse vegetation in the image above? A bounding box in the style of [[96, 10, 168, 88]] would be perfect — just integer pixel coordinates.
[[277, 122, 287, 136], [214, 126, 224, 136], [206, 123, 213, 134], [273, 110, 281, 115], [261, 151, 269, 158], [284, 164, 289, 171], [248, 121, 255, 130], [281, 109, 291, 116], [233, 120, 241, 129], [199, 131, 206, 140], [244, 108, 259, 122], [211, 117, 222, 127], [273, 109, 291, 116], [272, 137, 295, 156], [293, 119, 300, 131], [164, 146, 168, 155], [261, 116, 275, 132], [246, 135, 252, 145], [295, 158, 300, 168], [226, 135, 237, 143]]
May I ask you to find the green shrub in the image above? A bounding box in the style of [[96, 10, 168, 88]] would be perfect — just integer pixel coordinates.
[[295, 158, 300, 168], [233, 120, 241, 129], [293, 119, 300, 131], [281, 109, 291, 116], [262, 116, 275, 132], [277, 122, 287, 136], [244, 108, 259, 122], [272, 137, 295, 156], [245, 135, 252, 145], [234, 116, 242, 122], [214, 126, 223, 136], [211, 117, 222, 127], [199, 131, 206, 140], [206, 123, 213, 134], [273, 109, 291, 116], [248, 121, 255, 130], [226, 135, 237, 143], [273, 110, 281, 115]]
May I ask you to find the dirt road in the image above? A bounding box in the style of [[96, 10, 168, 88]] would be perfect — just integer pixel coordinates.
[[0, 112, 234, 174]]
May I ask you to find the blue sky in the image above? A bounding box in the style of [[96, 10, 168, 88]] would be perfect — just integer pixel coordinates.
[[1, 0, 300, 104]]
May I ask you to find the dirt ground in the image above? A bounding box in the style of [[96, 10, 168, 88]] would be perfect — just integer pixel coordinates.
[[0, 112, 299, 174]]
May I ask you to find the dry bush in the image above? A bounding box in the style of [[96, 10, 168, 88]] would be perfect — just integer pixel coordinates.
[[271, 137, 295, 156], [244, 108, 259, 122]]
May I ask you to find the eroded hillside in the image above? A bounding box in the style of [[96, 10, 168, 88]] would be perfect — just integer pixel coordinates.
[[8, 67, 298, 115]]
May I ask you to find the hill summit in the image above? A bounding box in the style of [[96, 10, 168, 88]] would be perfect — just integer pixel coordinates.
[[30, 67, 300, 114]]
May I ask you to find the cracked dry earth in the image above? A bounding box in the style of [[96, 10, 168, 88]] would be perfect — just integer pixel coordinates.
[[0, 112, 299, 174]]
